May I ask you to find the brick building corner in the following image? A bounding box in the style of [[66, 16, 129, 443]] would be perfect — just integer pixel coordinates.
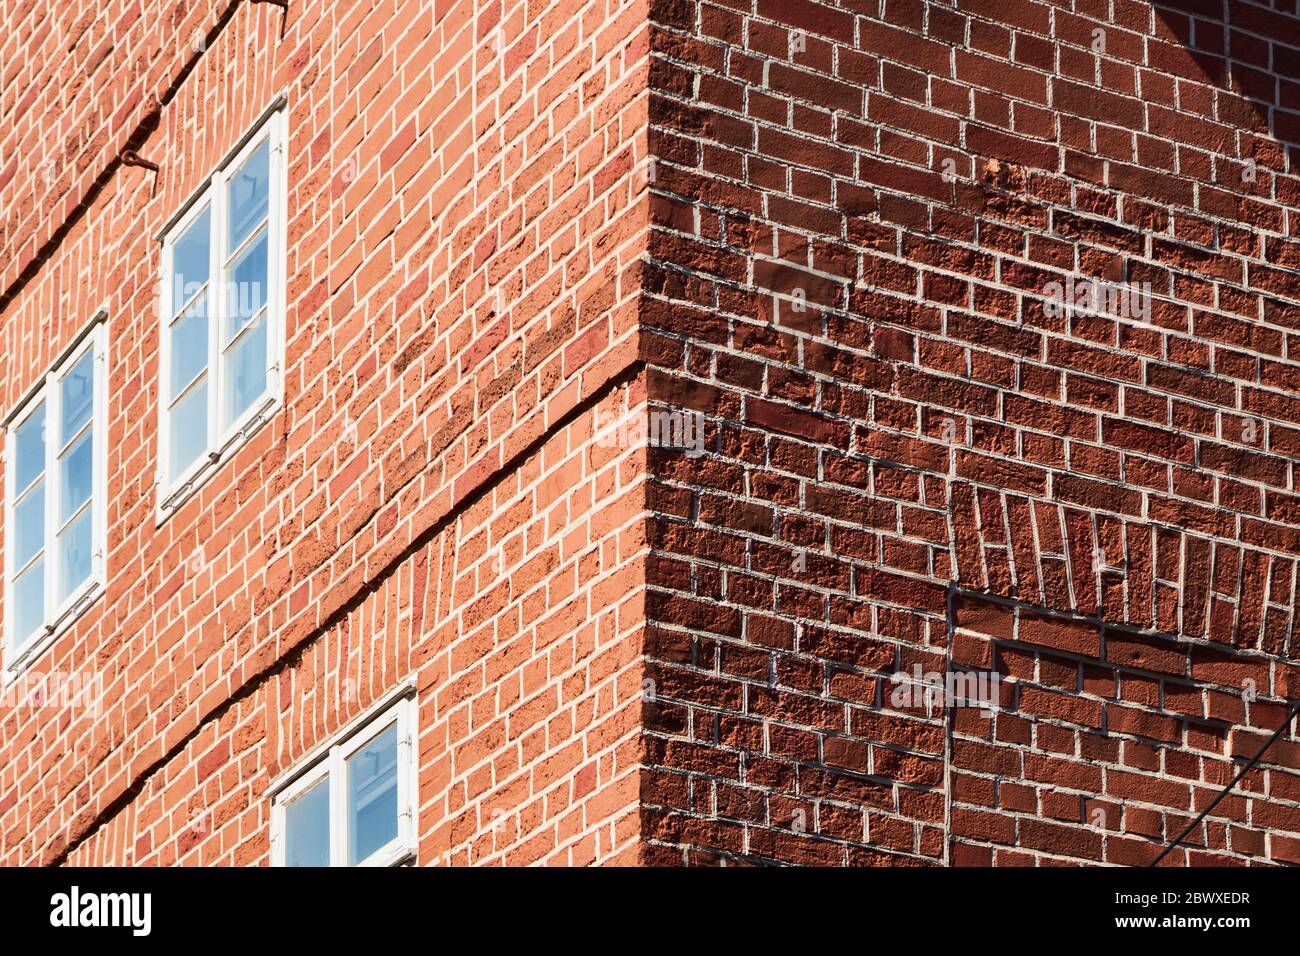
[[1, 0, 1299, 866]]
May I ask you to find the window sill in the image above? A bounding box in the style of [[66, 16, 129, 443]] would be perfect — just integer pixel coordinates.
[[155, 394, 280, 527], [3, 578, 105, 685], [356, 843, 417, 869]]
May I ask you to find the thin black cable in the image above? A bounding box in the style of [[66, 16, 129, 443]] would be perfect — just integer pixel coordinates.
[[1148, 699, 1300, 866]]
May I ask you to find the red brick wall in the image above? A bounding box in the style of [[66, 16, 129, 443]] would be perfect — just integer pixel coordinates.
[[952, 593, 1300, 865], [62, 383, 647, 866], [0, 0, 652, 865], [641, 0, 1300, 864], [6, 0, 1300, 868]]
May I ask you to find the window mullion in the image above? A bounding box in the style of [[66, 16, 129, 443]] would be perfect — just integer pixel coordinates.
[[92, 333, 105, 575], [209, 176, 225, 459], [270, 800, 282, 867], [43, 373, 57, 629], [4, 420, 15, 657], [399, 702, 414, 850], [330, 746, 346, 867], [157, 240, 172, 492], [268, 117, 284, 391]]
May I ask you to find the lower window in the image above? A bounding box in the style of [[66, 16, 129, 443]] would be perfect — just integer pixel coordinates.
[[271, 695, 416, 867], [4, 320, 107, 670]]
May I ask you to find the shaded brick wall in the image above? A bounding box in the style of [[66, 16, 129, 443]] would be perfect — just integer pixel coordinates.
[[640, 0, 1300, 864], [953, 593, 1300, 865]]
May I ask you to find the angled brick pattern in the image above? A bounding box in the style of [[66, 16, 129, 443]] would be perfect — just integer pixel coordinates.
[[951, 595, 1300, 865]]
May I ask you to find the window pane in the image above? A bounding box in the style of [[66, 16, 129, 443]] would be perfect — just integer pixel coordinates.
[[57, 509, 92, 601], [59, 431, 92, 521], [226, 228, 267, 338], [228, 141, 270, 251], [169, 377, 208, 481], [284, 778, 330, 867], [59, 351, 94, 443], [13, 558, 43, 647], [14, 483, 44, 568], [15, 404, 44, 492], [223, 314, 267, 426], [347, 723, 399, 864], [172, 208, 211, 315], [170, 301, 209, 401]]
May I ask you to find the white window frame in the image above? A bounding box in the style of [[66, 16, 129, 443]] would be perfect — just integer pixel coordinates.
[[156, 104, 287, 523], [270, 691, 417, 867], [3, 318, 109, 678]]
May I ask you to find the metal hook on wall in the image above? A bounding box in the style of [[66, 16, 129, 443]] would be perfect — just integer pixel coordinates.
[[120, 150, 161, 174]]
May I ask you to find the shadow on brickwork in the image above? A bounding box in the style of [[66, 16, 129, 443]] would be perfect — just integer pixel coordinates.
[[1153, 0, 1300, 162]]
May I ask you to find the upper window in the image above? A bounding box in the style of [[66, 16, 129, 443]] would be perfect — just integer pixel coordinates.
[[158, 108, 285, 516], [4, 321, 107, 671], [271, 695, 416, 867]]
